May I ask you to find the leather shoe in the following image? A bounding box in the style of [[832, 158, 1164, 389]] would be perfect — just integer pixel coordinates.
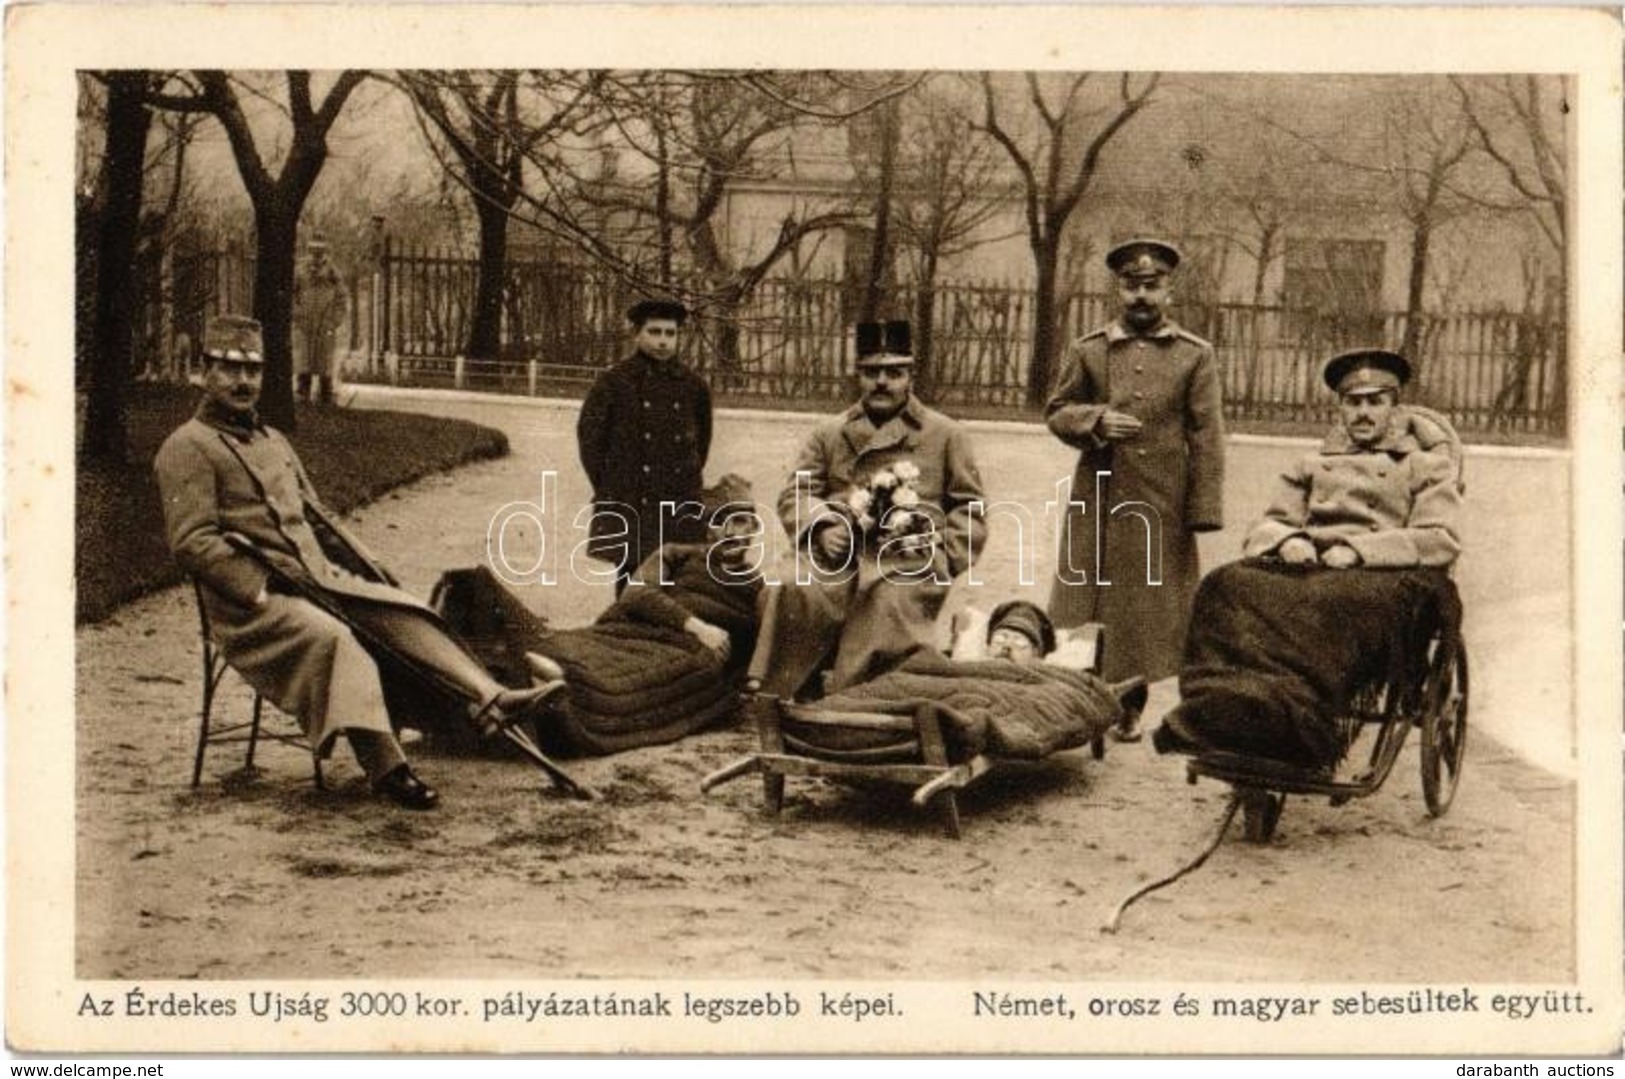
[[374, 764, 440, 810]]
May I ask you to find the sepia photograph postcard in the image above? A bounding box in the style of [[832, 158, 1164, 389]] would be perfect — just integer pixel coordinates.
[[6, 1, 1623, 1057]]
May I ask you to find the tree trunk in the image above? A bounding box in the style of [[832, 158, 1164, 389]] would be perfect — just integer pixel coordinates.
[[860, 101, 899, 323], [467, 189, 509, 361], [1027, 238, 1061, 410], [912, 253, 939, 403], [1400, 220, 1432, 389], [82, 73, 153, 465], [252, 208, 300, 430]]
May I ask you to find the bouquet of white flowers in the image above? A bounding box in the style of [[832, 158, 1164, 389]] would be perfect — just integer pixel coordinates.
[[844, 460, 935, 548]]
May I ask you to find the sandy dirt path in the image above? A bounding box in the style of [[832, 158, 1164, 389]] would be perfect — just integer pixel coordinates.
[[76, 393, 1574, 983]]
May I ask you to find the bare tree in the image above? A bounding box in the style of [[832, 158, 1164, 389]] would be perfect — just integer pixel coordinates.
[[397, 70, 606, 361], [81, 71, 157, 464], [885, 80, 1007, 397], [150, 71, 369, 429], [568, 71, 867, 372], [1450, 74, 1568, 426], [978, 71, 1160, 407]]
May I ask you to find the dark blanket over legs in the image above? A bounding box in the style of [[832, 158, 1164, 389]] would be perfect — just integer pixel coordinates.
[[1158, 560, 1461, 769]]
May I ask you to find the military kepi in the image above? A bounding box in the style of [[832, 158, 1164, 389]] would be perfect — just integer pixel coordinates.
[[855, 320, 913, 366], [1107, 238, 1181, 279], [202, 314, 265, 363], [1323, 348, 1411, 395], [626, 296, 688, 325]]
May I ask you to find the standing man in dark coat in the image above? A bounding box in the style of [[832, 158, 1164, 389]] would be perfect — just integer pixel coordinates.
[[577, 297, 713, 595], [1045, 239, 1226, 736]]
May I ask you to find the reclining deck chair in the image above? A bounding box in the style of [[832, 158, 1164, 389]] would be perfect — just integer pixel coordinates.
[[191, 580, 326, 788]]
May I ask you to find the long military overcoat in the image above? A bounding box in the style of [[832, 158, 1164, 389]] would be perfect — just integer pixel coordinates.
[[292, 262, 349, 378], [1045, 318, 1226, 681], [762, 395, 988, 694], [1243, 412, 1461, 568], [577, 352, 713, 576], [154, 403, 432, 751]]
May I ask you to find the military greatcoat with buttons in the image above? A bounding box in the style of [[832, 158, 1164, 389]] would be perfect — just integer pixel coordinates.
[[1242, 411, 1461, 567], [577, 351, 714, 574], [1044, 317, 1226, 682], [153, 401, 434, 752]]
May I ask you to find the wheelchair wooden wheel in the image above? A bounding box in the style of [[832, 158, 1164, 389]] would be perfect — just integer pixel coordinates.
[[1420, 636, 1469, 817]]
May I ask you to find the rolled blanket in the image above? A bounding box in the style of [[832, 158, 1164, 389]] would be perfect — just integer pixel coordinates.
[[529, 622, 738, 755], [1159, 560, 1460, 768], [429, 566, 741, 756]]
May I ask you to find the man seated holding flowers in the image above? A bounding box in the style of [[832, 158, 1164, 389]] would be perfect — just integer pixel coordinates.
[[759, 320, 987, 696]]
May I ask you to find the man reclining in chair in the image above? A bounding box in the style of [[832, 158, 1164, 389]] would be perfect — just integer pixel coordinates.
[[154, 315, 560, 810], [1152, 348, 1463, 771]]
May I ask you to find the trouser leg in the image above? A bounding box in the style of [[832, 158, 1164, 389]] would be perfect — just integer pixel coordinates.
[[340, 601, 504, 708], [211, 591, 402, 765], [296, 373, 312, 401], [317, 375, 333, 404], [347, 729, 408, 782]]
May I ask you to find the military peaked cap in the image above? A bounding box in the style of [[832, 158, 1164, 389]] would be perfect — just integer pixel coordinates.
[[1323, 348, 1412, 395], [1106, 238, 1182, 278], [987, 599, 1057, 656]]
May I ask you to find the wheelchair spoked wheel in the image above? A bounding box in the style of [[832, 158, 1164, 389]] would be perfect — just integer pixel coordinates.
[[1420, 633, 1469, 817]]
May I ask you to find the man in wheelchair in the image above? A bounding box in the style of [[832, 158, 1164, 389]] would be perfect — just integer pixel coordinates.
[[1152, 348, 1463, 772]]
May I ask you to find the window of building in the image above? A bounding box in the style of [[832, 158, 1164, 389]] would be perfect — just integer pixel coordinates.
[[1282, 237, 1385, 346]]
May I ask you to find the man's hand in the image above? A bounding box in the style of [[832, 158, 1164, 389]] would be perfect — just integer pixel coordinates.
[[684, 617, 732, 660], [814, 521, 853, 565], [1321, 544, 1362, 569], [1096, 410, 1144, 442], [1278, 536, 1319, 565]]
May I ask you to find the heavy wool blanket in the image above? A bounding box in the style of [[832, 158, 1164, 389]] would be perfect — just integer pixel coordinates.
[[1170, 560, 1460, 767], [812, 651, 1126, 761], [430, 566, 736, 756]]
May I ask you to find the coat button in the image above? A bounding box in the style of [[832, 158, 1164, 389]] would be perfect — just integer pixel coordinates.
[[644, 432, 652, 440], [642, 465, 651, 473], [1135, 365, 1144, 373]]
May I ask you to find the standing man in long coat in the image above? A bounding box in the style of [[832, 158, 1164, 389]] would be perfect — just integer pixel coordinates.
[[1045, 239, 1226, 734], [577, 297, 713, 595], [155, 315, 559, 809], [293, 235, 349, 405]]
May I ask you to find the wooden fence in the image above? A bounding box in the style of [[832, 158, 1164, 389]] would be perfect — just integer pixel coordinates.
[[141, 242, 1568, 439]]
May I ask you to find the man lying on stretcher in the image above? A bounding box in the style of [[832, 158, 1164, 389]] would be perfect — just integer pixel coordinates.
[[1152, 348, 1463, 772]]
